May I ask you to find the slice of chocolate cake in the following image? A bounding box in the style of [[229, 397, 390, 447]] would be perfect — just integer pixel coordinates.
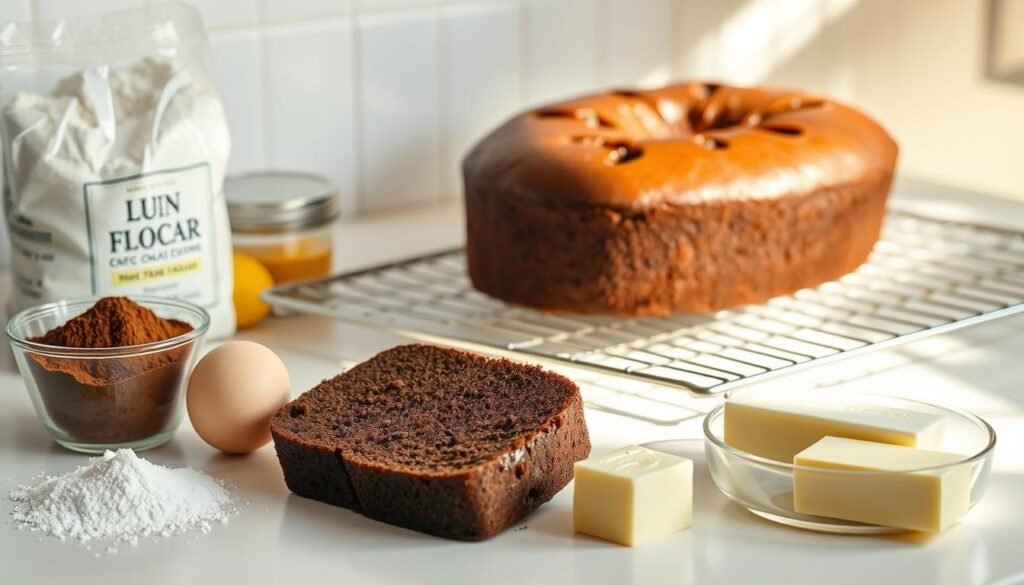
[[270, 344, 591, 541]]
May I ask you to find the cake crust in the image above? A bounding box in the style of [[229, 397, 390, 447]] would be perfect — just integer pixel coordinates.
[[463, 82, 898, 315]]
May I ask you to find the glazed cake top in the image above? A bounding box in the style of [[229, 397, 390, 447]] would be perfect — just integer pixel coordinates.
[[463, 82, 898, 211]]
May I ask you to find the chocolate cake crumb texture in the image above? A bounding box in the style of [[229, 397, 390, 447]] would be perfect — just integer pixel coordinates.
[[271, 344, 591, 540]]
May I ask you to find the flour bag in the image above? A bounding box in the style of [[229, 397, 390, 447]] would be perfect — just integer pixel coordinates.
[[0, 3, 235, 336]]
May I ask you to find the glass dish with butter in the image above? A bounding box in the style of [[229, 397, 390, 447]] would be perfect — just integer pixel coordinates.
[[703, 393, 995, 534]]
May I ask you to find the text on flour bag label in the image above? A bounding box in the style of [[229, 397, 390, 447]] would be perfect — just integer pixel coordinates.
[[84, 162, 223, 305]]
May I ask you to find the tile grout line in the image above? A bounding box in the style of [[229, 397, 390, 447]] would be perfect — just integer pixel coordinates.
[[255, 0, 271, 170], [594, 0, 607, 87], [508, 0, 521, 112], [351, 5, 366, 216], [668, 0, 681, 81], [435, 0, 447, 202], [196, 0, 492, 33], [711, 0, 724, 81], [508, 0, 523, 115], [211, 13, 349, 35], [517, 0, 529, 105], [817, 0, 829, 93]]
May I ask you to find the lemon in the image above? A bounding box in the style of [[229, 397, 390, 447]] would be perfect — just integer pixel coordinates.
[[232, 252, 274, 328]]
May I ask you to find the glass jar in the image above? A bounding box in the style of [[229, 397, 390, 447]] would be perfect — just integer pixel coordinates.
[[225, 171, 339, 284], [5, 296, 209, 453]]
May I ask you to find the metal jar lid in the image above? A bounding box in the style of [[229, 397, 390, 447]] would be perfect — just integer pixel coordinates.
[[225, 171, 340, 233]]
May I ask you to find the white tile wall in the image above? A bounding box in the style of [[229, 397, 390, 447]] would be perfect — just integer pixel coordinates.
[[6, 0, 1024, 215], [264, 20, 358, 214], [260, 0, 350, 22], [0, 0, 31, 21], [358, 8, 441, 211], [35, 0, 143, 20], [209, 30, 265, 172], [720, 0, 777, 84], [602, 0, 674, 88], [523, 0, 598, 104], [821, 0, 860, 100], [769, 0, 827, 91], [440, 1, 520, 196], [183, 0, 259, 28], [356, 0, 434, 10], [675, 0, 723, 79]]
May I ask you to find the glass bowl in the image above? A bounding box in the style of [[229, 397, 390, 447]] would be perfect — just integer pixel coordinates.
[[6, 296, 209, 454], [703, 395, 996, 534]]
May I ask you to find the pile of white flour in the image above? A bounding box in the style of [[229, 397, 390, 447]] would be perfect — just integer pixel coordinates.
[[9, 449, 233, 547]]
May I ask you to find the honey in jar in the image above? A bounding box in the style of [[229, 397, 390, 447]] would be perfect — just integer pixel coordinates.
[[225, 171, 339, 284]]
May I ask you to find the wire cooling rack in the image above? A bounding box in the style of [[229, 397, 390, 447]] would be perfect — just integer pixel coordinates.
[[264, 211, 1024, 404]]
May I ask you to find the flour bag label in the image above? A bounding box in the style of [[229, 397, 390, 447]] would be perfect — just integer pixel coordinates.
[[0, 4, 235, 336], [83, 163, 221, 306]]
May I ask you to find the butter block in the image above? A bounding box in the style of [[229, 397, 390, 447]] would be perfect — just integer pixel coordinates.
[[724, 391, 945, 462], [573, 445, 692, 546], [793, 436, 971, 532]]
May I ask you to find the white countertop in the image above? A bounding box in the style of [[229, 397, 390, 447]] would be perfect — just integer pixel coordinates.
[[2, 179, 1024, 585]]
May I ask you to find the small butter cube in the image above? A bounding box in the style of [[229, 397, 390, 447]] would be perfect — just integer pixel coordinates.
[[793, 436, 971, 532], [724, 391, 945, 462], [573, 445, 692, 546]]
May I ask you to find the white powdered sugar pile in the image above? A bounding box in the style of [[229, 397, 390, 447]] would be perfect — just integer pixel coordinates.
[[9, 449, 233, 547]]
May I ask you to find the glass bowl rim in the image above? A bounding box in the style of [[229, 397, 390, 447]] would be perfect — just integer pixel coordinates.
[[4, 295, 210, 357], [703, 394, 997, 475]]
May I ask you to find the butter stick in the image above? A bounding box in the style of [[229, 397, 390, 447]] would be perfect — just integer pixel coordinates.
[[724, 391, 945, 462], [793, 436, 970, 532], [573, 445, 692, 546]]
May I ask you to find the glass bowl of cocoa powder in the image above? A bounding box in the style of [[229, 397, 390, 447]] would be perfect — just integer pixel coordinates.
[[6, 296, 209, 453]]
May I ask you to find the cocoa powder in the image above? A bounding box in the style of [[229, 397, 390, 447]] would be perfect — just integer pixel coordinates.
[[28, 297, 195, 444], [34, 297, 192, 348]]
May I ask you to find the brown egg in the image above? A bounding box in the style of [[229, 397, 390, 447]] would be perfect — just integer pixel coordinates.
[[186, 341, 291, 454]]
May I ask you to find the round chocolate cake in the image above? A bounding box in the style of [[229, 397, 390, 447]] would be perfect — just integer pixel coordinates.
[[462, 82, 898, 315]]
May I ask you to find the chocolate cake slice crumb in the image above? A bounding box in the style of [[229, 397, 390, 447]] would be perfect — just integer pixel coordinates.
[[270, 344, 591, 541]]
